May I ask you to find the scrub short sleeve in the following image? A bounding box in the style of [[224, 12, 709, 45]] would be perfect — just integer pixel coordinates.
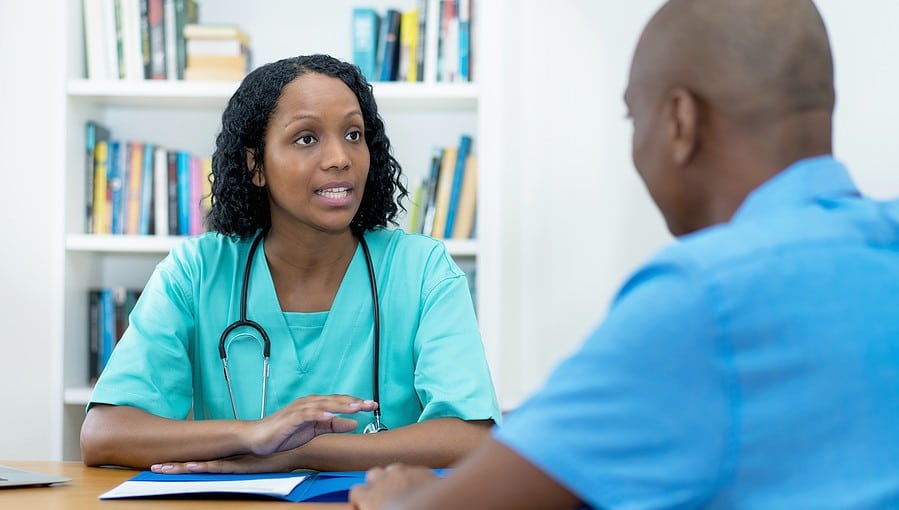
[[87, 251, 196, 419], [494, 259, 734, 509], [412, 250, 501, 425]]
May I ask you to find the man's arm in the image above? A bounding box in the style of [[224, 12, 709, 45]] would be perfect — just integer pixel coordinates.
[[349, 438, 582, 510]]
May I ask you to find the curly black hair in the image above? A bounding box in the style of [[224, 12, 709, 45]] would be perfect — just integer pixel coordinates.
[[207, 54, 408, 237]]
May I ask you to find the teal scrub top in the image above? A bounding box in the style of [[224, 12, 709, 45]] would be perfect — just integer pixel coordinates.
[[89, 228, 501, 432]]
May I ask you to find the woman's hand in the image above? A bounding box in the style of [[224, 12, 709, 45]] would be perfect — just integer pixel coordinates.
[[150, 394, 376, 474], [349, 464, 440, 510]]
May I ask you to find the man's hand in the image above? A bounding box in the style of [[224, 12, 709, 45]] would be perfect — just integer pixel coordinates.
[[349, 464, 440, 510]]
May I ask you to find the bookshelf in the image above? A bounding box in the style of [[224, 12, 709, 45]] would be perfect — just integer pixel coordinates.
[[58, 0, 504, 460]]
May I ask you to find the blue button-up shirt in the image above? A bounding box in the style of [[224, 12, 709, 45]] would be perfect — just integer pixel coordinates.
[[496, 156, 899, 509]]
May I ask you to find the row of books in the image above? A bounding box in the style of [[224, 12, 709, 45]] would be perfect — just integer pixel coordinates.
[[82, 0, 199, 80], [407, 134, 477, 240], [85, 121, 212, 236], [87, 287, 141, 384], [352, 0, 472, 83]]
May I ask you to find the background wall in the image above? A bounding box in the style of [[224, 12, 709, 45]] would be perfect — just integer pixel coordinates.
[[1, 0, 898, 458]]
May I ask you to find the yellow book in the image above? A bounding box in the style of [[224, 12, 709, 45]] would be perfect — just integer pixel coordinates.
[[92, 140, 109, 234], [125, 142, 144, 235], [451, 154, 477, 239], [400, 8, 419, 82], [429, 146, 457, 239]]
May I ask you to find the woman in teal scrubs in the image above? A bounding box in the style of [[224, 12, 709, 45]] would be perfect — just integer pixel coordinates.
[[80, 54, 501, 473]]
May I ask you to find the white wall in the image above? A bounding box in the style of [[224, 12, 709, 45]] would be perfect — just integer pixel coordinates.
[[0, 0, 66, 459], [495, 0, 899, 406]]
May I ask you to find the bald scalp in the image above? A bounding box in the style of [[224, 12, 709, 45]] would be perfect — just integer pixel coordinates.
[[640, 0, 834, 125]]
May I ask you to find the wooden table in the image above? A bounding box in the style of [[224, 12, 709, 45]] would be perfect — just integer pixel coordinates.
[[0, 460, 352, 509]]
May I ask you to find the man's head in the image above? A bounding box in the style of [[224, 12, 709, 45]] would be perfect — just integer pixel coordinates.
[[624, 0, 835, 236]]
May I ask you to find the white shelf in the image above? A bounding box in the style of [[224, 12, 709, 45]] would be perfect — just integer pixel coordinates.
[[65, 234, 478, 257], [67, 79, 479, 109]]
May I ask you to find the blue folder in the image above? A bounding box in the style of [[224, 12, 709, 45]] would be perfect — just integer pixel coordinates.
[[123, 468, 451, 503]]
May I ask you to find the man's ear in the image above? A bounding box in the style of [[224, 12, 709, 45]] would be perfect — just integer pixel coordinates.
[[246, 148, 265, 187], [667, 87, 699, 165]]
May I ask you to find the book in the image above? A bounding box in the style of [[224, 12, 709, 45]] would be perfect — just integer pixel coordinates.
[[119, 0, 145, 80], [163, 0, 177, 79], [107, 140, 125, 234], [92, 140, 110, 234], [377, 9, 401, 81], [85, 120, 111, 233], [429, 145, 457, 239], [183, 23, 250, 44], [166, 151, 179, 234], [352, 7, 380, 82], [451, 154, 477, 239], [139, 143, 155, 234], [423, 0, 440, 83], [100, 469, 450, 503], [83, 0, 110, 80], [124, 141, 143, 235], [173, 0, 199, 80], [443, 134, 472, 238], [87, 289, 100, 385], [184, 66, 245, 81], [398, 8, 419, 82], [177, 151, 190, 235], [458, 0, 471, 82], [139, 0, 151, 78], [420, 146, 444, 237], [147, 0, 167, 79], [153, 146, 169, 235], [415, 0, 428, 81]]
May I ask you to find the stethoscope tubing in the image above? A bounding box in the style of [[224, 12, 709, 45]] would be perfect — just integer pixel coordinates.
[[218, 229, 385, 432]]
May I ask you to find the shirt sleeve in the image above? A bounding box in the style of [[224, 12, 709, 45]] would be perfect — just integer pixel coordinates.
[[412, 248, 502, 425], [87, 250, 196, 420], [494, 256, 735, 509]]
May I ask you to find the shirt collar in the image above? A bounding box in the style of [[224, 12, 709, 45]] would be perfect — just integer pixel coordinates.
[[731, 155, 860, 224]]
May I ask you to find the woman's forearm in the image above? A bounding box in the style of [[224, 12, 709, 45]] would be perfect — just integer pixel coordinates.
[[81, 404, 250, 468], [287, 418, 494, 471]]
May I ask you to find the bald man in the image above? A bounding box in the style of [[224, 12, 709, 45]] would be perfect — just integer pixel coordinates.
[[350, 0, 899, 508]]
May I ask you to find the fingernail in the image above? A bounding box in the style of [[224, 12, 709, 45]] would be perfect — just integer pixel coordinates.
[[348, 402, 361, 409], [186, 463, 198, 470], [363, 400, 375, 406], [322, 411, 334, 418], [159, 464, 172, 472]]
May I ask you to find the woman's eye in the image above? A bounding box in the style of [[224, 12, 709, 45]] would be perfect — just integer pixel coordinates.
[[296, 134, 316, 145], [346, 130, 362, 142]]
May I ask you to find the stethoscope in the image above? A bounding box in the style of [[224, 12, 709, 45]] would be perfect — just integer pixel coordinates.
[[218, 229, 387, 433]]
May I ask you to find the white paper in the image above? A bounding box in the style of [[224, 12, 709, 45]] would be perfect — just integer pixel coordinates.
[[99, 475, 309, 500]]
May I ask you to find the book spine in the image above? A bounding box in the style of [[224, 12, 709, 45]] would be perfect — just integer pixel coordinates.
[[139, 0, 151, 78], [108, 140, 124, 234], [153, 146, 169, 235], [177, 151, 190, 235], [378, 9, 401, 81], [424, 0, 440, 83], [458, 0, 471, 82], [93, 140, 110, 234], [189, 154, 201, 235], [163, 0, 177, 79], [451, 154, 477, 239], [85, 122, 97, 233], [352, 8, 380, 82], [416, 0, 428, 82], [443, 134, 472, 238], [125, 141, 143, 235], [99, 288, 115, 374], [139, 142, 154, 234], [167, 151, 179, 235], [421, 146, 443, 237], [148, 0, 167, 79], [430, 146, 457, 239], [88, 289, 100, 385]]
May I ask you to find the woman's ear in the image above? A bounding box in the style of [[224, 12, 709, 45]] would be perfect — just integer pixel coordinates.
[[667, 87, 699, 165], [246, 148, 265, 187]]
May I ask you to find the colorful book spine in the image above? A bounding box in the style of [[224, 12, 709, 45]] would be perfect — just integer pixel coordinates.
[[177, 151, 190, 235], [352, 7, 380, 82], [378, 9, 401, 81], [108, 140, 124, 234], [430, 145, 457, 239], [124, 141, 144, 235], [154, 146, 169, 235], [443, 134, 472, 238], [139, 142, 154, 234], [92, 140, 110, 234], [458, 0, 471, 82]]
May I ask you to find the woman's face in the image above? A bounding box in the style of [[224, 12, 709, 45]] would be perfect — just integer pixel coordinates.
[[253, 72, 370, 235]]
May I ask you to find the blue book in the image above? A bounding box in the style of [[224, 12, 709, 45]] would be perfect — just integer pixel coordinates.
[[377, 9, 401, 81], [352, 8, 380, 81], [177, 151, 190, 235], [443, 134, 472, 238], [101, 469, 451, 503], [107, 140, 124, 235], [139, 143, 154, 234], [458, 0, 470, 82], [98, 288, 115, 374]]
